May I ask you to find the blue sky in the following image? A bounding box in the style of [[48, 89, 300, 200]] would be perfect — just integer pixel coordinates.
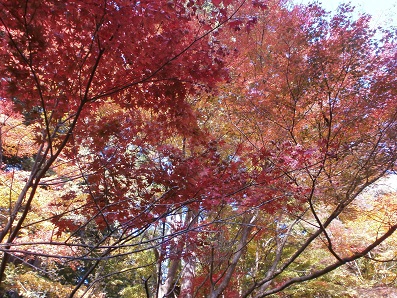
[[296, 0, 397, 27]]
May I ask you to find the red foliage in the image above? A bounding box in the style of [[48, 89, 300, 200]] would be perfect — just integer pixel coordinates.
[[2, 0, 397, 296]]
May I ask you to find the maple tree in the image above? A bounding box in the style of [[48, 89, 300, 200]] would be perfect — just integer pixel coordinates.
[[0, 0, 239, 293], [1, 0, 397, 297], [0, 0, 272, 296], [196, 1, 397, 297]]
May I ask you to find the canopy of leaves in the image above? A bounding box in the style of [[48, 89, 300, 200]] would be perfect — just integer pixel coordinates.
[[0, 0, 397, 297]]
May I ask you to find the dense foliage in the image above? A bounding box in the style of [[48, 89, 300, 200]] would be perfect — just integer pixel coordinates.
[[1, 0, 397, 297]]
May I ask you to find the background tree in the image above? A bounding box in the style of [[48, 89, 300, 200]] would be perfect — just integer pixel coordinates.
[[146, 1, 397, 297], [201, 1, 397, 296]]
